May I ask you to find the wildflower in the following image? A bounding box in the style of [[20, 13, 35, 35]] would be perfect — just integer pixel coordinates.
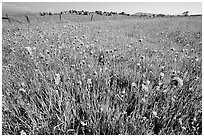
[[87, 78, 92, 85], [45, 49, 50, 54], [80, 121, 87, 126], [189, 86, 193, 91], [25, 46, 32, 55], [142, 116, 147, 121], [131, 82, 137, 87], [170, 47, 175, 51], [19, 88, 26, 93], [155, 86, 160, 90], [191, 48, 194, 52], [50, 44, 54, 48], [163, 89, 168, 93], [173, 77, 183, 87], [55, 73, 61, 85], [160, 72, 165, 79], [141, 98, 146, 103], [146, 80, 151, 85], [181, 126, 186, 130], [152, 111, 157, 117], [142, 83, 148, 92], [161, 66, 165, 70], [140, 56, 144, 60], [93, 71, 98, 77], [81, 60, 86, 65], [195, 76, 199, 81], [172, 95, 176, 102], [195, 56, 199, 62], [138, 38, 143, 42], [179, 118, 183, 125], [21, 82, 26, 87], [121, 89, 126, 94], [170, 71, 176, 78], [20, 130, 27, 135], [77, 81, 82, 86]]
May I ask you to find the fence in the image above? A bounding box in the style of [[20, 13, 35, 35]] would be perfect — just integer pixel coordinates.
[[2, 14, 29, 24], [2, 13, 96, 24]]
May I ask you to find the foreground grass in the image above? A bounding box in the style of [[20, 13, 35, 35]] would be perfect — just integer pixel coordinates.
[[2, 17, 202, 135]]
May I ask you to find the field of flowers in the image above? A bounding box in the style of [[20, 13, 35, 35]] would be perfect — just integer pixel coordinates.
[[2, 16, 202, 135]]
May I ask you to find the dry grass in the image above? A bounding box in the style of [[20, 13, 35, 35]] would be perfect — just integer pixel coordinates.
[[2, 16, 202, 135]]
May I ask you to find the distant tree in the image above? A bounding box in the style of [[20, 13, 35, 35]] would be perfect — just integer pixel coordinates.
[[111, 11, 117, 15], [182, 11, 189, 16], [95, 11, 102, 15], [39, 12, 45, 16], [158, 14, 165, 17], [48, 12, 52, 15], [83, 11, 89, 15], [119, 11, 126, 15]]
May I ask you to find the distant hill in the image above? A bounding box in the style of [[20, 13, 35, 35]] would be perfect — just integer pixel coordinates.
[[2, 3, 37, 16], [131, 12, 202, 17]]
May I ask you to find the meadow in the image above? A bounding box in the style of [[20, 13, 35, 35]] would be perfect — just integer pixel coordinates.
[[2, 15, 202, 135]]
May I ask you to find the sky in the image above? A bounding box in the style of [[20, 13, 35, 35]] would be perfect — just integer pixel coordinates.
[[3, 2, 202, 15]]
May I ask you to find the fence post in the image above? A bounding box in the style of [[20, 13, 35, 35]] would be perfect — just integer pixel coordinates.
[[6, 14, 11, 23], [91, 14, 93, 21], [25, 15, 30, 24], [36, 15, 39, 22], [59, 13, 62, 22]]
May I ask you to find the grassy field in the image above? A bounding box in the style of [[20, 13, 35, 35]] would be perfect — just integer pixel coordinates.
[[2, 15, 202, 135]]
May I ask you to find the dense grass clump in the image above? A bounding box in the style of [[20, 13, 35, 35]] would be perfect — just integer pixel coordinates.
[[2, 16, 202, 135]]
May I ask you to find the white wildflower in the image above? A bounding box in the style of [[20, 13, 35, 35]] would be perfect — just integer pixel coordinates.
[[172, 95, 176, 102], [163, 89, 168, 93], [20, 130, 27, 135], [121, 89, 126, 94], [139, 38, 143, 42], [179, 118, 183, 125], [174, 77, 183, 87], [80, 121, 87, 126], [131, 82, 137, 87], [156, 86, 160, 91], [141, 98, 146, 103], [55, 73, 61, 85], [152, 111, 158, 117], [25, 46, 32, 55], [146, 80, 151, 85], [21, 82, 26, 87], [142, 83, 148, 92], [87, 78, 92, 85], [77, 81, 82, 86], [19, 88, 26, 93], [160, 72, 165, 79]]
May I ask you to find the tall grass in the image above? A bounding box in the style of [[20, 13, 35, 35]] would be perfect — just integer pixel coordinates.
[[2, 17, 202, 135]]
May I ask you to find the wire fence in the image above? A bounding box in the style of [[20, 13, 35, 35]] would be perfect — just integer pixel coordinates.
[[2, 13, 142, 25], [2, 13, 200, 25]]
